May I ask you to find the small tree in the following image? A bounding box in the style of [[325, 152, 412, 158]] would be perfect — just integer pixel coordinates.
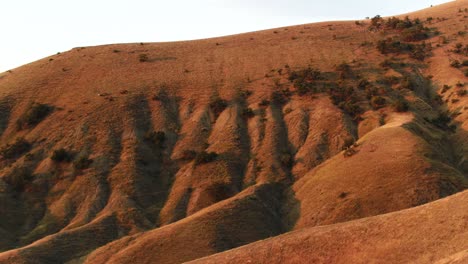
[[370, 96, 386, 109], [139, 54, 149, 62], [51, 148, 72, 162]]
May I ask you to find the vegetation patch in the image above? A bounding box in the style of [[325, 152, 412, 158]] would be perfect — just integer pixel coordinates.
[[17, 103, 53, 130], [51, 148, 73, 162], [194, 151, 218, 165], [393, 98, 409, 112], [376, 38, 432, 60], [370, 16, 435, 41], [241, 108, 255, 119], [0, 138, 31, 160], [209, 96, 228, 118], [73, 155, 93, 170]]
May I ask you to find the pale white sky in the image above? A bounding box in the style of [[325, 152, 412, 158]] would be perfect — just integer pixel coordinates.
[[0, 0, 452, 72]]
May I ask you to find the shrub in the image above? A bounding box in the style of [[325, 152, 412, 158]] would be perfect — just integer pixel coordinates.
[[456, 89, 467, 96], [73, 155, 93, 170], [376, 38, 431, 60], [209, 96, 228, 117], [357, 79, 371, 90], [194, 151, 218, 165], [426, 112, 453, 131], [152, 88, 169, 101], [401, 24, 430, 41], [370, 96, 386, 109], [343, 136, 355, 149], [139, 54, 149, 62], [462, 60, 468, 67], [336, 62, 351, 73], [441, 84, 451, 93], [181, 150, 197, 160], [258, 99, 270, 107], [289, 67, 323, 95], [370, 15, 384, 28], [338, 101, 362, 118], [465, 69, 468, 77], [241, 108, 255, 119], [51, 148, 72, 162], [450, 60, 461, 68], [393, 98, 409, 112], [271, 90, 290, 105], [17, 103, 53, 130], [288, 67, 322, 82], [0, 138, 31, 159]]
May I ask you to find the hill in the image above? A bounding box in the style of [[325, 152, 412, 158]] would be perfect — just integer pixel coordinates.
[[0, 0, 467, 263]]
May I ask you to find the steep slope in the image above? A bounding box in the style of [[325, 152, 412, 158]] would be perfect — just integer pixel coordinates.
[[0, 0, 467, 263], [189, 189, 468, 264]]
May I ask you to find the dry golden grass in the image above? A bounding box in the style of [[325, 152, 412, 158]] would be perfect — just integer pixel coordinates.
[[0, 0, 467, 263]]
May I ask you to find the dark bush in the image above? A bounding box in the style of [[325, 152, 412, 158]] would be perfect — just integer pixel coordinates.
[[181, 150, 197, 160], [271, 90, 290, 105], [456, 89, 467, 96], [450, 60, 461, 68], [336, 62, 352, 73], [370, 96, 386, 109], [73, 155, 93, 170], [357, 79, 371, 90], [17, 103, 53, 130], [194, 151, 218, 165], [338, 101, 362, 118], [209, 96, 228, 117], [393, 99, 409, 112], [258, 99, 270, 107], [401, 24, 430, 41], [152, 88, 169, 101], [241, 108, 255, 119], [441, 84, 451, 93], [289, 67, 323, 95], [426, 112, 453, 131], [0, 138, 31, 159], [376, 38, 431, 60], [343, 136, 355, 149], [288, 67, 322, 82], [139, 54, 149, 62], [51, 148, 72, 162], [370, 15, 384, 29], [400, 76, 415, 90]]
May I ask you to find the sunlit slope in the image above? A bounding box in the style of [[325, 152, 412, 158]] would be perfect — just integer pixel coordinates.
[[0, 0, 466, 263]]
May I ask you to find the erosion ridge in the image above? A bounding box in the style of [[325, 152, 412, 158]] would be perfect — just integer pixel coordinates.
[[0, 0, 467, 263]]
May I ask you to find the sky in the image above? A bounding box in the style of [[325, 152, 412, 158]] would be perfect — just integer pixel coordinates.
[[0, 0, 453, 72]]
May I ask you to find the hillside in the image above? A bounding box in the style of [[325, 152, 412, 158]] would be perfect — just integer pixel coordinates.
[[0, 0, 467, 263]]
